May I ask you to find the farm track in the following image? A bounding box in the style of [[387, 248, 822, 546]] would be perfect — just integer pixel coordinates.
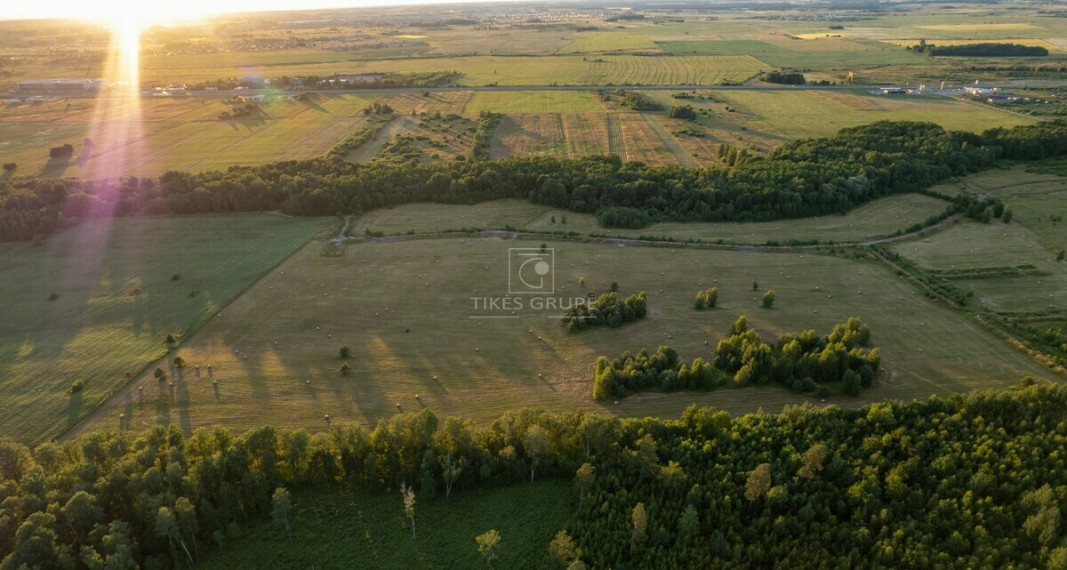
[[642, 114, 699, 168], [606, 113, 624, 157]]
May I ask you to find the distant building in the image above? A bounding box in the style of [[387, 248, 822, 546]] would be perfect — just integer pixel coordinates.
[[16, 78, 107, 95], [878, 87, 908, 95]]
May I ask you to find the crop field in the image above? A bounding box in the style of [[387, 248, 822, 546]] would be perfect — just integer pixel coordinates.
[[201, 481, 572, 570], [556, 32, 661, 54], [0, 215, 328, 443], [612, 112, 686, 167], [560, 113, 610, 158], [712, 90, 1035, 140], [381, 91, 474, 116], [73, 231, 1053, 437], [489, 114, 567, 160], [462, 91, 604, 114], [0, 93, 379, 177]]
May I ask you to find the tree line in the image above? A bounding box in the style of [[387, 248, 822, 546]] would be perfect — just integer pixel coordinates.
[[3, 120, 1067, 242], [1, 383, 1066, 568], [561, 291, 648, 332]]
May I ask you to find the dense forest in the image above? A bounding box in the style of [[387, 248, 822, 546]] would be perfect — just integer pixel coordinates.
[[1, 383, 1065, 568], [2, 120, 1067, 242], [916, 43, 1050, 57]]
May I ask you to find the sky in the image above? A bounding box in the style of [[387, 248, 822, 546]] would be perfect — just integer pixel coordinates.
[[2, 0, 500, 23]]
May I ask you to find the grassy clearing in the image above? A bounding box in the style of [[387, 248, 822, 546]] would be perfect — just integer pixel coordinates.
[[556, 32, 660, 54], [0, 94, 378, 177], [463, 91, 604, 114], [75, 234, 1052, 437], [200, 480, 572, 570], [351, 195, 950, 245], [0, 215, 327, 442], [714, 90, 1035, 139]]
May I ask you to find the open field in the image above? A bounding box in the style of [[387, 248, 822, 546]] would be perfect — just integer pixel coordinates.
[[0, 215, 327, 443], [560, 113, 610, 158], [712, 90, 1036, 141], [655, 38, 930, 68], [557, 32, 661, 54], [0, 93, 378, 177], [201, 481, 572, 570], [74, 233, 1053, 437], [352, 194, 951, 245], [613, 112, 684, 167], [891, 167, 1067, 315], [463, 91, 604, 114]]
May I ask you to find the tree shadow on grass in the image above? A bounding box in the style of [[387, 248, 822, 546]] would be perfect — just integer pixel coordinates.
[[39, 157, 71, 178], [66, 391, 83, 430]]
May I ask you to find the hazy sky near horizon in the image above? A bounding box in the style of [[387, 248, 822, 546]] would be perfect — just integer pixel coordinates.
[[3, 0, 500, 23]]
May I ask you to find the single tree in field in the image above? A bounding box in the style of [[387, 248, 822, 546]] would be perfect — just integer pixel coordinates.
[[610, 281, 619, 292], [401, 483, 416, 539], [339, 346, 350, 358], [476, 529, 501, 567], [523, 425, 549, 483], [339, 363, 351, 375], [272, 487, 292, 543], [762, 290, 775, 309], [173, 356, 185, 369], [631, 503, 647, 554], [706, 286, 718, 308], [752, 281, 759, 291], [575, 463, 594, 506], [2, 162, 16, 173], [693, 291, 706, 310]]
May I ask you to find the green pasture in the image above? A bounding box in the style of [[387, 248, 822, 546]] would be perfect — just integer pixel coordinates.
[[556, 32, 660, 54], [75, 234, 1053, 437], [0, 215, 327, 442], [655, 38, 930, 68], [200, 480, 572, 570], [462, 91, 605, 114]]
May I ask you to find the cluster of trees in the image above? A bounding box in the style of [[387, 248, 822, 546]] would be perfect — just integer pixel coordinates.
[[327, 118, 394, 158], [593, 346, 725, 400], [3, 384, 1066, 567], [693, 287, 717, 310], [909, 42, 1049, 57], [48, 144, 74, 159], [362, 102, 394, 116], [591, 316, 878, 400], [667, 105, 696, 120], [715, 316, 878, 395], [615, 90, 661, 111], [561, 291, 648, 332], [764, 71, 806, 85], [4, 120, 1067, 242], [218, 102, 260, 121]]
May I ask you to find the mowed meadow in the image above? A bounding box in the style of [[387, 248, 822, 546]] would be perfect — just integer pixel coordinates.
[[75, 230, 1053, 438], [0, 215, 327, 442]]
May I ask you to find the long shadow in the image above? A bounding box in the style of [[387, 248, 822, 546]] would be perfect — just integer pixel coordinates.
[[66, 391, 83, 429], [39, 156, 71, 178], [295, 95, 328, 113]]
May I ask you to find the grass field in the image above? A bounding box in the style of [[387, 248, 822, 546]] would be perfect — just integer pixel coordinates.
[[463, 91, 604, 114], [0, 94, 378, 177], [890, 168, 1067, 315], [556, 32, 661, 54], [351, 194, 951, 245], [200, 481, 572, 570], [0, 215, 327, 443], [73, 232, 1053, 437], [712, 90, 1035, 140], [655, 38, 929, 67], [560, 113, 610, 158]]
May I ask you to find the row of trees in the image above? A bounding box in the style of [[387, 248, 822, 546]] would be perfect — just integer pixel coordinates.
[[591, 316, 879, 400], [2, 384, 1067, 568], [3, 120, 1067, 242]]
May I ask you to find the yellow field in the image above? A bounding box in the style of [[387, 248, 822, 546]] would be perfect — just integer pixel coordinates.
[[560, 113, 610, 157], [918, 23, 1041, 32]]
